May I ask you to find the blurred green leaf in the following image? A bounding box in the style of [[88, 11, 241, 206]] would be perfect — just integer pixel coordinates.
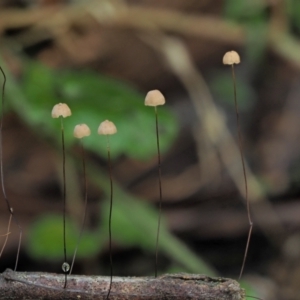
[[288, 0, 300, 31], [26, 214, 100, 260], [7, 59, 210, 276], [240, 280, 261, 300], [96, 167, 215, 276], [101, 192, 162, 250], [245, 20, 268, 67], [20, 61, 178, 160], [224, 0, 268, 71], [210, 72, 255, 111], [224, 0, 266, 21]]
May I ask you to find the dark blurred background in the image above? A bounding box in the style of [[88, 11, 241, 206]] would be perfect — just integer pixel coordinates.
[[0, 0, 299, 299]]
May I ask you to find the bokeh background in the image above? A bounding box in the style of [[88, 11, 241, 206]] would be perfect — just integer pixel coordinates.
[[0, 0, 299, 299]]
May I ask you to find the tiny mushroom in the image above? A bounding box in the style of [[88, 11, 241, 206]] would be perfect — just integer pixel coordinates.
[[223, 51, 240, 65], [98, 120, 117, 135], [145, 90, 165, 107], [51, 103, 72, 118], [74, 124, 91, 139], [98, 119, 117, 297]]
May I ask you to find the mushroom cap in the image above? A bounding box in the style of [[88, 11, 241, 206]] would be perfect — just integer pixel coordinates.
[[74, 124, 91, 139], [51, 103, 72, 118], [223, 51, 240, 65], [98, 120, 117, 135], [145, 90, 165, 106]]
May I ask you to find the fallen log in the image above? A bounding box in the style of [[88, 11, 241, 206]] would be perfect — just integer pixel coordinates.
[[0, 269, 244, 300]]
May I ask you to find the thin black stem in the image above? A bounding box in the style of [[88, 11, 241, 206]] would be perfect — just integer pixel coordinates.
[[231, 65, 253, 280], [0, 213, 12, 258], [0, 67, 8, 211], [154, 106, 163, 278], [60, 117, 68, 288], [106, 136, 113, 300], [0, 66, 22, 272], [70, 140, 88, 275]]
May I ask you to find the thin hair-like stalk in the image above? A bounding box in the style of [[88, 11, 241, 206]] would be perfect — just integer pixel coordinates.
[[105, 135, 114, 300], [0, 66, 23, 271], [97, 120, 117, 300], [69, 140, 88, 275], [230, 65, 253, 280], [144, 90, 165, 278], [60, 117, 68, 288], [0, 213, 12, 258], [154, 106, 163, 278], [51, 103, 71, 287]]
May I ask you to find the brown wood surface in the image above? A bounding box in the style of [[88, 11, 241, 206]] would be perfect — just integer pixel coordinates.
[[0, 269, 245, 300]]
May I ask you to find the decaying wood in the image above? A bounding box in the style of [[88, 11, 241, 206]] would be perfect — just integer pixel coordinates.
[[0, 269, 245, 300]]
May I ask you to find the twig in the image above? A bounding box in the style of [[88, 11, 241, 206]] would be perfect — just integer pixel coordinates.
[[2, 1, 300, 73], [0, 3, 245, 46]]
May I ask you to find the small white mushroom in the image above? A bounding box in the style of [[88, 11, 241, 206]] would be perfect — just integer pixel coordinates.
[[223, 51, 240, 65], [74, 124, 91, 139], [62, 262, 70, 273], [145, 90, 165, 107], [51, 103, 72, 118], [98, 120, 117, 135]]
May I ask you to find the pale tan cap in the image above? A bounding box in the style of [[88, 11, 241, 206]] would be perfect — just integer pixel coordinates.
[[98, 120, 117, 135], [51, 103, 72, 118], [145, 90, 165, 106], [74, 124, 91, 139], [223, 51, 240, 65]]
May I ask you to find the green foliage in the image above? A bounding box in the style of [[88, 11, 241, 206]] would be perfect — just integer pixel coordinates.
[[217, 1, 270, 112], [27, 214, 100, 260], [20, 61, 178, 159], [224, 0, 268, 67], [21, 60, 196, 273], [224, 0, 266, 22], [97, 168, 216, 276], [288, 0, 300, 31], [240, 280, 261, 300], [210, 72, 255, 111], [101, 194, 159, 250], [26, 156, 215, 274]]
